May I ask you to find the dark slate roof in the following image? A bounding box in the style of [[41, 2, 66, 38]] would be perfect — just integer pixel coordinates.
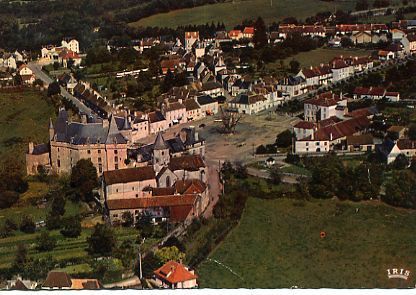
[[114, 116, 131, 130], [42, 271, 72, 288], [376, 138, 395, 159], [53, 110, 127, 145], [32, 143, 49, 155], [197, 95, 216, 106], [154, 132, 169, 150]]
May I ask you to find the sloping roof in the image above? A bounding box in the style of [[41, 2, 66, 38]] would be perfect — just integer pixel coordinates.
[[148, 111, 165, 123], [397, 139, 416, 150], [302, 116, 371, 141], [184, 98, 200, 111], [70, 279, 101, 290], [169, 155, 205, 171], [346, 134, 374, 146], [43, 271, 72, 288], [305, 92, 341, 107], [103, 166, 156, 185], [294, 121, 316, 129], [31, 143, 49, 155], [106, 194, 197, 210], [12, 280, 29, 290], [154, 261, 198, 284], [197, 95, 216, 105], [154, 132, 169, 150], [174, 179, 207, 194]]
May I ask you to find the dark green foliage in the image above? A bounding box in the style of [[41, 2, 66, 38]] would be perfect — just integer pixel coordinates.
[[36, 231, 57, 252], [70, 159, 98, 202], [122, 211, 134, 227], [383, 170, 416, 208], [289, 59, 300, 74], [269, 166, 282, 185], [285, 153, 300, 165], [47, 81, 61, 97], [114, 239, 137, 268], [87, 224, 117, 257], [234, 162, 248, 179], [11, 244, 28, 275], [220, 161, 235, 181], [60, 216, 82, 238], [135, 215, 154, 238], [391, 154, 410, 170], [253, 17, 267, 48], [275, 129, 293, 148], [19, 215, 36, 233], [408, 124, 416, 140]]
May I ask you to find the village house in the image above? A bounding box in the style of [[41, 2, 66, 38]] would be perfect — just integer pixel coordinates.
[[160, 56, 186, 75], [18, 64, 35, 85], [353, 87, 400, 102], [6, 276, 37, 290], [303, 92, 347, 122], [229, 93, 268, 115], [242, 27, 255, 39], [153, 260, 198, 289], [41, 39, 80, 62], [330, 57, 354, 82], [387, 139, 416, 164], [229, 30, 243, 41], [184, 98, 203, 121], [294, 116, 371, 154], [161, 99, 187, 127], [184, 32, 199, 51], [196, 95, 219, 115], [276, 76, 308, 98], [42, 271, 101, 290], [278, 24, 327, 40], [346, 134, 375, 152]]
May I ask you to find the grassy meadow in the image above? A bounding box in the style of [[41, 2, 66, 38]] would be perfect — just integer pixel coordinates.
[[197, 197, 416, 288], [130, 0, 357, 29], [0, 89, 55, 163]]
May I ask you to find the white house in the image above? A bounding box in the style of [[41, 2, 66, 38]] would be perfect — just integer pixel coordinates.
[[303, 92, 347, 122], [387, 139, 416, 164]]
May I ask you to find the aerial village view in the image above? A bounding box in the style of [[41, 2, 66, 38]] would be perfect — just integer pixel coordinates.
[[0, 0, 416, 291]]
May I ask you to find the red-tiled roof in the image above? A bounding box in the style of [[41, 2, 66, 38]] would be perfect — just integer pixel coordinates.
[[174, 179, 207, 194], [169, 155, 205, 171], [154, 261, 198, 284], [306, 116, 371, 141], [294, 121, 316, 129], [43, 272, 72, 288], [397, 139, 416, 150], [305, 92, 341, 107], [106, 194, 197, 210], [103, 166, 155, 185], [243, 27, 255, 34]]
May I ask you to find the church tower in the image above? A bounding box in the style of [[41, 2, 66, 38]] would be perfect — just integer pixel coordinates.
[[153, 132, 170, 169]]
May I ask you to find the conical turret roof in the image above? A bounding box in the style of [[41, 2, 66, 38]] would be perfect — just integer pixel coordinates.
[[154, 132, 168, 150]]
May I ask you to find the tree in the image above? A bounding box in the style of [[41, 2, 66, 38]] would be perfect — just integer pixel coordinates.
[[12, 244, 28, 275], [122, 211, 134, 227], [135, 215, 154, 238], [4, 218, 18, 232], [47, 81, 60, 97], [60, 216, 82, 238], [234, 162, 248, 179], [46, 212, 61, 230], [220, 161, 235, 181], [114, 239, 137, 268], [19, 215, 36, 233], [269, 166, 282, 185], [253, 17, 267, 48], [408, 123, 416, 140], [219, 107, 242, 134], [51, 195, 66, 216], [289, 59, 300, 74], [285, 153, 300, 165], [87, 224, 116, 257], [391, 154, 409, 170], [70, 159, 98, 202], [36, 231, 57, 252], [154, 246, 185, 265], [383, 170, 416, 208], [341, 37, 353, 47], [275, 130, 293, 148], [0, 190, 19, 209]]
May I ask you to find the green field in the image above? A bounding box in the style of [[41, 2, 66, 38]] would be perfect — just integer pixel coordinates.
[[279, 47, 374, 69], [197, 197, 416, 288], [0, 89, 55, 162], [130, 0, 357, 29]]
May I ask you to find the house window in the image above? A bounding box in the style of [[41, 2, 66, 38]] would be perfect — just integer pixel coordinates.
[[136, 194, 139, 198], [98, 164, 102, 173], [114, 150, 118, 155], [115, 164, 119, 170], [98, 157, 102, 163], [132, 187, 135, 191], [316, 142, 320, 146], [98, 150, 101, 154], [113, 214, 118, 218], [87, 150, 91, 154], [114, 156, 118, 162], [306, 142, 309, 146], [57, 160, 61, 168]]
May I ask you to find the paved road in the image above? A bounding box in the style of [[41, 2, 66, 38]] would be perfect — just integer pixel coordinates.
[[28, 61, 93, 115]]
